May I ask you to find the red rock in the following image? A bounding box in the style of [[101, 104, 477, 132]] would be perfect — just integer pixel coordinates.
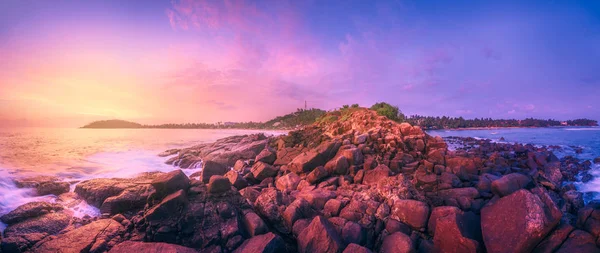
[[109, 241, 197, 253], [208, 175, 232, 193], [433, 211, 482, 253], [201, 160, 229, 183], [275, 172, 301, 191], [380, 232, 415, 253], [225, 170, 248, 190], [481, 189, 561, 253], [532, 222, 575, 253], [283, 199, 315, 229], [390, 199, 430, 231], [342, 243, 372, 253], [243, 211, 268, 237], [362, 165, 391, 185], [251, 161, 279, 181], [0, 201, 63, 225], [31, 219, 123, 253], [297, 216, 345, 253], [428, 206, 462, 236], [325, 156, 350, 175], [296, 189, 336, 210], [555, 230, 599, 253], [307, 166, 329, 184], [255, 149, 277, 165], [324, 199, 344, 217], [490, 173, 531, 197], [234, 232, 286, 253]]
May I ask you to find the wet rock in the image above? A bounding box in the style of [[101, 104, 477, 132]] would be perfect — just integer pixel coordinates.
[[276, 173, 301, 192], [390, 199, 429, 231], [13, 176, 70, 196], [208, 175, 232, 194], [252, 162, 279, 181], [0, 201, 63, 225], [380, 232, 415, 253], [490, 173, 531, 197], [256, 149, 277, 165], [75, 174, 158, 207], [101, 184, 154, 215], [233, 232, 286, 253], [297, 216, 345, 253], [31, 219, 124, 253], [362, 165, 391, 185], [109, 241, 197, 253], [481, 189, 561, 253], [201, 160, 229, 183]]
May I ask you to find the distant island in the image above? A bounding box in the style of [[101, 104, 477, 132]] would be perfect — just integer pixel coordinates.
[[82, 103, 599, 129]]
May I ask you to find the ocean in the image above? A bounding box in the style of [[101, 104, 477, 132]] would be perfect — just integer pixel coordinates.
[[0, 126, 599, 230]]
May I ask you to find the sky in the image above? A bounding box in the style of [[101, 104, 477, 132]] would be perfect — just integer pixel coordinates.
[[0, 0, 599, 127]]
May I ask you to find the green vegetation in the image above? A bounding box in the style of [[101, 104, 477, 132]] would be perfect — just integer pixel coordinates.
[[82, 102, 598, 130], [81, 120, 143, 128], [370, 102, 406, 122], [405, 116, 599, 129]]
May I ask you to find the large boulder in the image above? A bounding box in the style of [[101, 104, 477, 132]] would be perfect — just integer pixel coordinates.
[[391, 199, 430, 231], [362, 165, 391, 185], [201, 160, 229, 183], [380, 232, 415, 253], [297, 216, 345, 253], [109, 241, 197, 253], [151, 169, 190, 197], [31, 219, 124, 253], [1, 211, 71, 252], [208, 175, 232, 194], [433, 210, 482, 253], [490, 173, 531, 197], [276, 173, 301, 192], [307, 166, 329, 184], [255, 149, 277, 165], [233, 232, 286, 253], [289, 151, 326, 174], [251, 162, 279, 181], [554, 230, 599, 253], [0, 201, 63, 225], [343, 243, 372, 253], [243, 211, 268, 237], [325, 156, 350, 175], [481, 189, 561, 253], [13, 176, 70, 196], [101, 184, 154, 215], [225, 170, 248, 190]]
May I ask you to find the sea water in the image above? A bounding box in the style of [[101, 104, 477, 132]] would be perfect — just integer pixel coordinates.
[[0, 127, 285, 228]]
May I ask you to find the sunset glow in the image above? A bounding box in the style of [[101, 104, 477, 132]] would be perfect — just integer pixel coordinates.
[[1, 0, 599, 127]]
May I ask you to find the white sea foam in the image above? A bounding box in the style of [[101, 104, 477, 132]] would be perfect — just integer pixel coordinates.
[[564, 128, 600, 131]]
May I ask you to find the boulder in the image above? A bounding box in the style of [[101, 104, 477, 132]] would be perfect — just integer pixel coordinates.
[[233, 232, 286, 253], [380, 232, 415, 253], [74, 177, 151, 207], [433, 211, 482, 253], [481, 189, 561, 253], [151, 170, 190, 198], [243, 212, 268, 237], [3, 212, 71, 238], [532, 222, 575, 253], [342, 243, 372, 253], [254, 188, 287, 233], [283, 199, 315, 229], [144, 189, 188, 222], [289, 151, 326, 174], [101, 184, 154, 215], [296, 189, 336, 210], [13, 176, 70, 196], [276, 173, 301, 192], [325, 156, 350, 175], [362, 165, 391, 185], [256, 149, 277, 165], [208, 175, 232, 194], [554, 230, 599, 253], [201, 160, 229, 183], [252, 162, 279, 181], [490, 173, 531, 197], [341, 148, 364, 166], [324, 199, 343, 217], [391, 199, 430, 230], [31, 219, 124, 253], [0, 201, 63, 225], [225, 170, 248, 190], [428, 206, 462, 236], [307, 166, 329, 184], [109, 241, 197, 253], [297, 216, 345, 253], [594, 157, 600, 164]]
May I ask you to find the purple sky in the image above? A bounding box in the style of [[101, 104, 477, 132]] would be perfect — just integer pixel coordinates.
[[1, 0, 599, 126]]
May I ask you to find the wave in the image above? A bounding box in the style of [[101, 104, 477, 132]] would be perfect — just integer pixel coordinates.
[[564, 128, 600, 131]]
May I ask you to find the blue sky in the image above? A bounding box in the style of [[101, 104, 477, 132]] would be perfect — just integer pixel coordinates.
[[0, 0, 599, 126]]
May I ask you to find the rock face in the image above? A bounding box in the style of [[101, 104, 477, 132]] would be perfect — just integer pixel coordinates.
[[233, 232, 285, 253], [31, 219, 124, 253], [298, 216, 345, 253], [109, 241, 197, 253], [481, 189, 562, 253]]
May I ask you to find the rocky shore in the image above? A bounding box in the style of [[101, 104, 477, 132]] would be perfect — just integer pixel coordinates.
[[2, 108, 600, 253]]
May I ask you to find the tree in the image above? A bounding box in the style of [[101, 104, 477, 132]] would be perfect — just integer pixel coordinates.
[[370, 102, 405, 122]]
